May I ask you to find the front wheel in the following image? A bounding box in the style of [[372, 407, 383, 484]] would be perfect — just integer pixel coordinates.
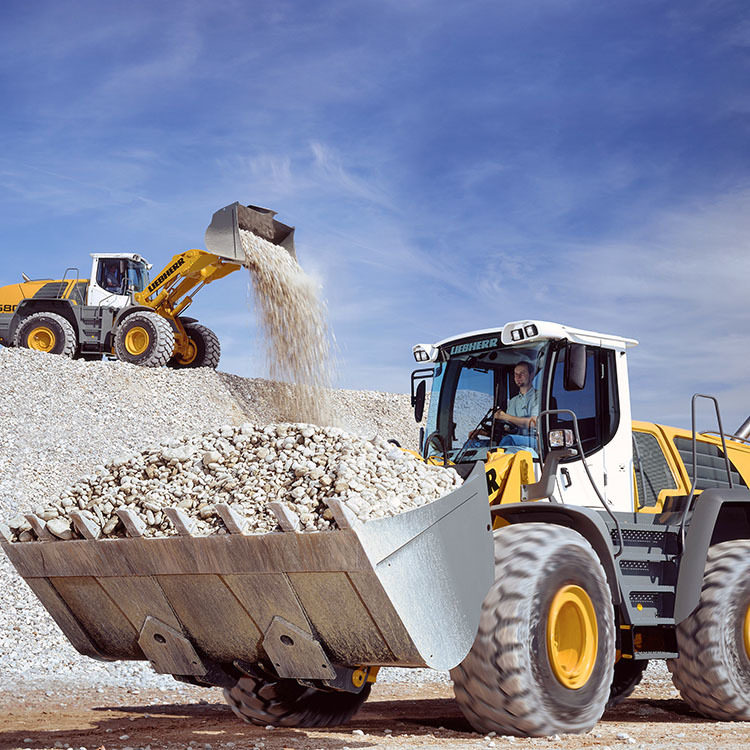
[[668, 540, 750, 720], [223, 671, 370, 728], [169, 322, 221, 369], [451, 523, 615, 737], [113, 311, 175, 367], [15, 312, 77, 357]]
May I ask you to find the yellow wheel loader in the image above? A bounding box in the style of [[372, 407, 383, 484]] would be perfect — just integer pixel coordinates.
[[5, 307, 750, 729], [0, 203, 295, 368]]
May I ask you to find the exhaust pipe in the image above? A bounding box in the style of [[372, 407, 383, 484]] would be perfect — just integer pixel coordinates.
[[204, 202, 296, 265], [736, 416, 750, 441]]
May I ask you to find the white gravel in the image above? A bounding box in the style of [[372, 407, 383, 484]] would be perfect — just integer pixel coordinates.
[[7, 422, 460, 541], [0, 348, 418, 519]]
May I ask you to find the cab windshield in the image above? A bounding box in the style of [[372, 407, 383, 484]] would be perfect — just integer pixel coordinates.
[[423, 340, 549, 463], [126, 261, 149, 292]]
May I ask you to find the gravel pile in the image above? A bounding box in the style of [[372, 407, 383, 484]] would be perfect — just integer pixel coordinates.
[[6, 422, 459, 542], [0, 347, 418, 519]]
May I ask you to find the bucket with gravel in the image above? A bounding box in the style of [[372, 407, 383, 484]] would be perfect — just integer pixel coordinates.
[[1, 448, 492, 702]]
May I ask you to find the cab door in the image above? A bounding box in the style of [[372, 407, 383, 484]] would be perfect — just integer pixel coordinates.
[[87, 258, 131, 308], [544, 345, 626, 509]]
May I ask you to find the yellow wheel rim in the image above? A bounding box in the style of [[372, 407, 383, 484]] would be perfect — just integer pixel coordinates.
[[547, 584, 598, 689], [178, 339, 198, 365], [744, 604, 750, 659], [124, 326, 150, 356], [27, 326, 56, 352]]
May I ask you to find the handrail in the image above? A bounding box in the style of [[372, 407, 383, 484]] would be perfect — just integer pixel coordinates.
[[536, 408, 624, 558], [678, 394, 732, 550], [61, 267, 80, 284]]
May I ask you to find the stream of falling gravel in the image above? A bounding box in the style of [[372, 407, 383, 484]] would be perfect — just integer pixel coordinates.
[[240, 228, 334, 426]]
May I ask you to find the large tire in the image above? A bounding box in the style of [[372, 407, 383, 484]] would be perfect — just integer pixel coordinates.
[[169, 322, 221, 369], [668, 540, 750, 720], [451, 523, 615, 737], [607, 659, 648, 708], [223, 671, 371, 728], [14, 312, 76, 357], [113, 311, 175, 367]]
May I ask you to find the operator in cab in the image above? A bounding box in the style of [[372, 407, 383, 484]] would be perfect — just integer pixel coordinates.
[[100, 259, 123, 294], [469, 360, 538, 449]]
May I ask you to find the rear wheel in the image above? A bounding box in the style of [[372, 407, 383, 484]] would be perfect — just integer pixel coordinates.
[[113, 311, 175, 367], [451, 523, 615, 737], [15, 312, 76, 357], [224, 670, 370, 727], [668, 540, 750, 720], [169, 322, 221, 369]]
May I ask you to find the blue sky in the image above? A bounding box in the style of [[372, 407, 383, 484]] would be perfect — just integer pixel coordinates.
[[1, 0, 748, 431]]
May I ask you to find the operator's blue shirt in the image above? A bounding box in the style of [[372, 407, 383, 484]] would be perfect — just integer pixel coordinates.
[[507, 388, 538, 435]]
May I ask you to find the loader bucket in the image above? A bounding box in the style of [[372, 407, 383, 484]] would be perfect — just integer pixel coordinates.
[[1, 464, 493, 683], [204, 202, 297, 265]]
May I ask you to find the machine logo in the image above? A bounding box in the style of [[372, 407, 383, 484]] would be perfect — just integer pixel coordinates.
[[0, 304, 17, 313], [449, 337, 498, 356], [147, 256, 186, 294]]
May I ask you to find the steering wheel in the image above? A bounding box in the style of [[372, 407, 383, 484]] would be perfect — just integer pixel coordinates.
[[479, 416, 518, 436]]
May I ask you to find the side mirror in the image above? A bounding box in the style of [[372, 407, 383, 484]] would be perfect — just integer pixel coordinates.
[[564, 343, 587, 391], [414, 379, 426, 423]]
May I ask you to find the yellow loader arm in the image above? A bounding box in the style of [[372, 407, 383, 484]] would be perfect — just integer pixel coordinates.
[[133, 202, 296, 362], [133, 249, 241, 320]]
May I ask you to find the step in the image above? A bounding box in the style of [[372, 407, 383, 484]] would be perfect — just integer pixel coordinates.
[[619, 550, 674, 563], [631, 650, 678, 660], [626, 615, 676, 627], [625, 584, 676, 595]]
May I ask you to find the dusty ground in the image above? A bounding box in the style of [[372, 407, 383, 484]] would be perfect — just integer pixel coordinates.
[[2, 675, 749, 750]]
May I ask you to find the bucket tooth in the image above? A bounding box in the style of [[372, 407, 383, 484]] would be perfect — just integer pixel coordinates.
[[116, 509, 146, 538], [70, 510, 101, 540], [24, 514, 53, 541], [324, 498, 361, 530], [214, 503, 248, 534], [268, 502, 301, 532], [164, 507, 197, 537]]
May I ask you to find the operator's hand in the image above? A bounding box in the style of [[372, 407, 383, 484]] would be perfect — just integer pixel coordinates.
[[494, 409, 509, 421], [529, 415, 537, 429]]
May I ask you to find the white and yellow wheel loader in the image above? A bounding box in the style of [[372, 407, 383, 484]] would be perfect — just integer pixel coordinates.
[[5, 312, 750, 730], [0, 203, 294, 368]]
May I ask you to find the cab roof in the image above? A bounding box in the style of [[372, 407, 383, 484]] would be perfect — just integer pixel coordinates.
[[433, 319, 638, 350], [90, 252, 150, 264]]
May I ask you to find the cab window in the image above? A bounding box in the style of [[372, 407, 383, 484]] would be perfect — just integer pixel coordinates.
[[97, 259, 124, 294], [452, 366, 496, 448], [126, 262, 149, 292], [547, 346, 619, 456], [633, 431, 678, 508]]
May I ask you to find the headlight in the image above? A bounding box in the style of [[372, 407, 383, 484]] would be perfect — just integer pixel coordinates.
[[412, 343, 437, 362], [549, 429, 575, 448]]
